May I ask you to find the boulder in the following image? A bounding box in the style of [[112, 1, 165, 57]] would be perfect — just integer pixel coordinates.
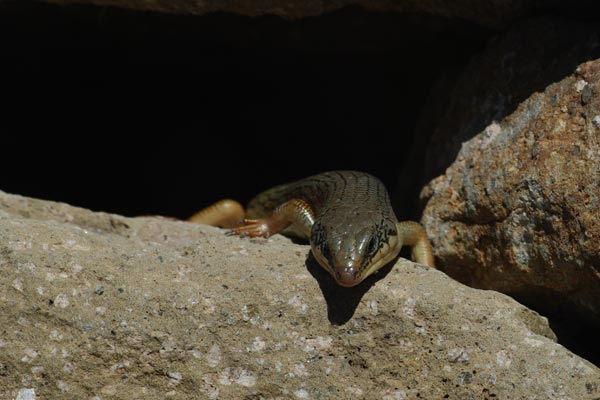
[[395, 17, 600, 219], [421, 57, 600, 331], [0, 191, 598, 399]]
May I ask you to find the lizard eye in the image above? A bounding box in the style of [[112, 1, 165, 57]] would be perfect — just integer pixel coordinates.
[[367, 236, 380, 256]]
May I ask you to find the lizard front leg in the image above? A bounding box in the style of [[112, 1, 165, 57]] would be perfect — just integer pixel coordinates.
[[227, 198, 315, 238], [397, 221, 436, 267]]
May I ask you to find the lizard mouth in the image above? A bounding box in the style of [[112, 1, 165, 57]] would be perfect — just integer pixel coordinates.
[[333, 264, 362, 287], [311, 233, 402, 287]]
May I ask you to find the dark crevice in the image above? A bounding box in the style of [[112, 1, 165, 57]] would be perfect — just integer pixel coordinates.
[[0, 1, 492, 220], [509, 289, 600, 367]]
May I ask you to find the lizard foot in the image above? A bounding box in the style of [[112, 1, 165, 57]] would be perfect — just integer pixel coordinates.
[[226, 219, 272, 238]]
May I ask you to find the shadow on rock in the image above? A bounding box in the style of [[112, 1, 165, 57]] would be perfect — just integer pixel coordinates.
[[305, 253, 396, 325]]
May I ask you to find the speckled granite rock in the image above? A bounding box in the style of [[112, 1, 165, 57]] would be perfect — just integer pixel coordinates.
[[421, 58, 600, 328], [0, 192, 598, 399]]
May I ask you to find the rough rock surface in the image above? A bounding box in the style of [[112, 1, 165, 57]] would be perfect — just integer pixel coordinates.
[[0, 192, 599, 399], [395, 18, 600, 218], [421, 58, 600, 328], [43, 0, 567, 28], [421, 17, 600, 184]]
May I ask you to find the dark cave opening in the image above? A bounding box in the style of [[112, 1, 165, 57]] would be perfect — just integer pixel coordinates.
[[0, 2, 491, 220]]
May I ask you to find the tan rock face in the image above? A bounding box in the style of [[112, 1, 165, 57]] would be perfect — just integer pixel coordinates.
[[422, 59, 600, 327], [1, 192, 599, 399]]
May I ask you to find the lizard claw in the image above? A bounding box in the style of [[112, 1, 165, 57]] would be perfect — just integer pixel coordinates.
[[226, 219, 272, 238]]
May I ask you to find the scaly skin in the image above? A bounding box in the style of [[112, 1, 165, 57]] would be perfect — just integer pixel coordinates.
[[192, 171, 435, 287]]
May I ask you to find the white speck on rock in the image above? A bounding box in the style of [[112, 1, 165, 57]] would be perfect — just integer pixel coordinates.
[[36, 287, 45, 295], [480, 121, 502, 149], [206, 344, 221, 368], [523, 334, 545, 348], [56, 380, 69, 392], [21, 348, 39, 363], [447, 348, 469, 363], [367, 300, 379, 315], [8, 240, 32, 250], [168, 371, 182, 383], [236, 371, 257, 387], [381, 390, 407, 400], [294, 389, 309, 398], [241, 304, 260, 324], [287, 294, 302, 306], [31, 366, 44, 375], [189, 349, 202, 358], [304, 336, 333, 352], [288, 363, 308, 377], [415, 326, 426, 335], [593, 115, 600, 128], [12, 279, 23, 292], [402, 298, 416, 318], [249, 336, 266, 352], [49, 330, 63, 341], [95, 306, 107, 315], [63, 362, 74, 374], [220, 368, 257, 387], [54, 293, 69, 308], [19, 262, 36, 272], [345, 386, 364, 396], [495, 350, 512, 368], [575, 79, 587, 92], [16, 388, 36, 400], [218, 368, 232, 385]]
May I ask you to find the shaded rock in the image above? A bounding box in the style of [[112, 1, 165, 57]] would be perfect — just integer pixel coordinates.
[[0, 191, 599, 399], [421, 58, 600, 330], [43, 0, 583, 28], [395, 17, 600, 219]]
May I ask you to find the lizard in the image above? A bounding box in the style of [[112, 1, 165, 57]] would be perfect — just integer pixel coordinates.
[[188, 170, 435, 287]]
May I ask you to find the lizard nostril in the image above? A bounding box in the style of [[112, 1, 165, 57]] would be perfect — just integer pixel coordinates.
[[333, 263, 361, 287]]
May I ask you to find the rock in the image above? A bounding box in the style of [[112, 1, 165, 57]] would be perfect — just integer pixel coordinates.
[[43, 0, 569, 28], [0, 191, 599, 399], [395, 17, 600, 219], [421, 57, 600, 330], [422, 17, 600, 183]]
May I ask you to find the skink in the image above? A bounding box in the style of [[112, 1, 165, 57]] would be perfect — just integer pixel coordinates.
[[189, 171, 435, 287]]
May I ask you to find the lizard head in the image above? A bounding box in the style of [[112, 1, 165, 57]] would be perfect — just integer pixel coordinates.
[[310, 211, 401, 287]]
